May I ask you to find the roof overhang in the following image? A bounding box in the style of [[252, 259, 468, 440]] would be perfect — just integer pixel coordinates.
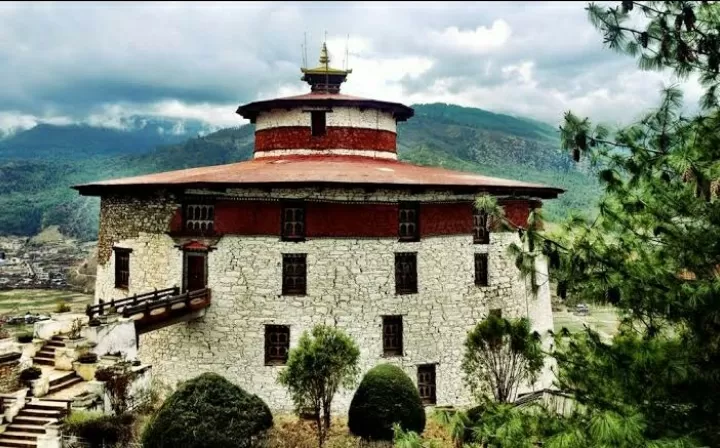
[[237, 97, 414, 123]]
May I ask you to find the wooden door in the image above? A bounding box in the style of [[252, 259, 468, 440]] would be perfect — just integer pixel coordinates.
[[184, 252, 207, 292]]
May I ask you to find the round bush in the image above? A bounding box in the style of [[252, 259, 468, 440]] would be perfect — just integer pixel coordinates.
[[142, 372, 273, 448], [17, 333, 33, 343], [78, 352, 98, 364], [348, 364, 426, 440], [20, 366, 42, 382]]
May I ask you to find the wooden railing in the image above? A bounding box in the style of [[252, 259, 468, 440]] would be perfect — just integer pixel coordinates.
[[86, 287, 179, 319]]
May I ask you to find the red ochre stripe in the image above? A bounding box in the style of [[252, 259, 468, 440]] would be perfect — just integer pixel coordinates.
[[254, 126, 397, 152]]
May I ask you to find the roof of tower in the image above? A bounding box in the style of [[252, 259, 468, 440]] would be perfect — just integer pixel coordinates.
[[73, 155, 564, 198]]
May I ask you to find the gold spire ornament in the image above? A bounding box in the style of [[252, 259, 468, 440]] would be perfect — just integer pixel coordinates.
[[301, 41, 352, 93]]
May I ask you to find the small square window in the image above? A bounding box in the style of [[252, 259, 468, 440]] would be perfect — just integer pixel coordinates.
[[395, 252, 418, 295], [184, 204, 215, 234], [489, 308, 502, 318], [417, 364, 437, 405], [282, 254, 307, 296], [114, 248, 131, 289], [475, 253, 489, 286], [382, 316, 403, 357], [281, 202, 306, 241], [311, 111, 327, 136], [399, 202, 420, 242], [473, 209, 490, 244], [265, 325, 290, 365]]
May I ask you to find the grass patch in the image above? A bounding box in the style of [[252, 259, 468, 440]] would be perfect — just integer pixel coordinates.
[[0, 289, 92, 315]]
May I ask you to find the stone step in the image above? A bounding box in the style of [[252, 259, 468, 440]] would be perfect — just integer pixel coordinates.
[[25, 401, 69, 411], [11, 416, 55, 426], [17, 408, 63, 418], [0, 437, 37, 448], [4, 425, 45, 435], [32, 356, 54, 366], [50, 336, 66, 342], [45, 340, 64, 347], [35, 350, 55, 358], [48, 372, 77, 388], [47, 376, 82, 395], [0, 432, 38, 442]]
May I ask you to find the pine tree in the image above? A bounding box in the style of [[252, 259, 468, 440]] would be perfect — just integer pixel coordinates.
[[528, 1, 720, 446]]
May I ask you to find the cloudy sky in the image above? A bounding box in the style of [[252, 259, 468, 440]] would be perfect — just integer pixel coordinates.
[[0, 1, 703, 135]]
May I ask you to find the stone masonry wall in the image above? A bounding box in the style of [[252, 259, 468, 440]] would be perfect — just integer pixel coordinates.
[[94, 188, 554, 413], [0, 354, 21, 393]]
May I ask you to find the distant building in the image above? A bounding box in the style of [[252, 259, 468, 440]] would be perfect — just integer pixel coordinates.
[[75, 43, 563, 412]]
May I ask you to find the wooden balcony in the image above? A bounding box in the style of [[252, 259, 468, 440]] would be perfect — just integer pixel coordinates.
[[86, 287, 211, 334]]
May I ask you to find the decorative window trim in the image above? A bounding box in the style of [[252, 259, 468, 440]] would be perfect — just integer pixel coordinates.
[[382, 315, 404, 357], [282, 253, 307, 296], [264, 324, 290, 366], [113, 248, 132, 290], [398, 202, 420, 242], [281, 201, 306, 242], [473, 209, 490, 244], [417, 364, 437, 406], [395, 252, 418, 295], [183, 203, 216, 235], [474, 253, 489, 287]]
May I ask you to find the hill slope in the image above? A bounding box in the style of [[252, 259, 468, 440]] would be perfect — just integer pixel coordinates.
[[0, 104, 598, 239]]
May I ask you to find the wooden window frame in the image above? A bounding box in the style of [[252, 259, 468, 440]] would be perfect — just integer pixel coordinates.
[[398, 202, 420, 242], [282, 253, 307, 296], [473, 209, 490, 244], [474, 253, 489, 287], [264, 324, 290, 366], [183, 203, 215, 235], [182, 250, 208, 293], [417, 364, 437, 406], [395, 252, 418, 295], [113, 248, 132, 290], [311, 111, 327, 137], [382, 315, 403, 357], [281, 202, 306, 242]]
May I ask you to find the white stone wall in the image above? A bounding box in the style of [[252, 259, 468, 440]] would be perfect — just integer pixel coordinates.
[[93, 189, 554, 414], [255, 107, 397, 133]]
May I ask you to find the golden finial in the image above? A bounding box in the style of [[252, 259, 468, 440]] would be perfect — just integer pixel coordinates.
[[319, 42, 330, 67]]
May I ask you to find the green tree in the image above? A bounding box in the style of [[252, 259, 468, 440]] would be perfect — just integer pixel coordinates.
[[529, 1, 720, 445], [462, 314, 544, 403], [277, 324, 360, 447]]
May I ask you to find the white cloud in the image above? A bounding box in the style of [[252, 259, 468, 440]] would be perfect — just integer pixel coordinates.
[[430, 20, 511, 54]]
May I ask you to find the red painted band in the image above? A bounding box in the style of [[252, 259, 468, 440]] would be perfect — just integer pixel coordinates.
[[254, 127, 397, 153]]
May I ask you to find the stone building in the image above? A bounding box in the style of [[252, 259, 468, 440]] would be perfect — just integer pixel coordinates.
[[75, 44, 563, 412]]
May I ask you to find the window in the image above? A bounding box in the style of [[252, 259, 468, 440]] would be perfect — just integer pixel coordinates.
[[114, 248, 131, 289], [184, 204, 215, 234], [473, 209, 490, 244], [395, 252, 418, 295], [489, 308, 502, 318], [183, 251, 207, 292], [281, 203, 305, 241], [311, 111, 327, 136], [417, 364, 437, 405], [398, 202, 420, 242], [282, 254, 307, 295], [265, 325, 290, 365], [474, 253, 489, 286], [382, 316, 403, 357]]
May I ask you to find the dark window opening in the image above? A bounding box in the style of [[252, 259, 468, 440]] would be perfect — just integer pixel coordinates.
[[395, 252, 418, 295], [489, 308, 502, 318], [382, 316, 403, 357], [183, 251, 208, 293], [265, 325, 290, 365], [311, 111, 327, 137], [399, 202, 420, 242], [184, 204, 215, 234], [475, 253, 489, 286], [281, 203, 306, 241], [417, 364, 437, 405], [473, 209, 490, 244], [114, 248, 131, 289], [282, 254, 307, 296]]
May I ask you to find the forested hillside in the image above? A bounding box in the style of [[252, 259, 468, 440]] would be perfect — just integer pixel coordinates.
[[0, 104, 598, 240]]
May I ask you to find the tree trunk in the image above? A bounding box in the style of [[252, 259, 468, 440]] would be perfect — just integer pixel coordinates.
[[315, 405, 324, 448]]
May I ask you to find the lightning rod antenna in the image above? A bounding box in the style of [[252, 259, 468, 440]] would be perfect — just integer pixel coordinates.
[[345, 34, 350, 71]]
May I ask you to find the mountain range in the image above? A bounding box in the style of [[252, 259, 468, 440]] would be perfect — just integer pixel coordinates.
[[0, 103, 599, 240]]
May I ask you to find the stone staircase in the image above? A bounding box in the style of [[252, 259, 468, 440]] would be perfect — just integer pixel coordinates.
[[32, 337, 65, 367], [47, 372, 82, 396], [0, 401, 67, 448]]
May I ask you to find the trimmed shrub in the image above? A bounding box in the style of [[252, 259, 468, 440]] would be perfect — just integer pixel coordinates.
[[63, 410, 134, 448], [142, 372, 273, 448], [54, 301, 71, 313], [17, 332, 33, 343], [20, 366, 42, 382], [348, 364, 426, 440], [77, 352, 97, 364]]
